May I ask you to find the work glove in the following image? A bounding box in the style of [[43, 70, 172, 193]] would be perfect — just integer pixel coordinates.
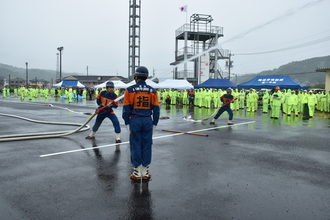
[[107, 103, 115, 108], [95, 105, 105, 114], [125, 124, 129, 131], [153, 125, 157, 132], [95, 108, 100, 114]]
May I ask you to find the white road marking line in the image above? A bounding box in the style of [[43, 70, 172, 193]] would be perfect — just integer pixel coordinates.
[[39, 121, 255, 158]]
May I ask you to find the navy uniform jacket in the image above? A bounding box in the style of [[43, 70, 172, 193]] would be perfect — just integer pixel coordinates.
[[122, 81, 160, 125]]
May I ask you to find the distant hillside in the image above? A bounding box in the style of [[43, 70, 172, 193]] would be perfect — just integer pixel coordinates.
[[0, 63, 77, 83], [236, 55, 330, 86], [1, 55, 330, 87]]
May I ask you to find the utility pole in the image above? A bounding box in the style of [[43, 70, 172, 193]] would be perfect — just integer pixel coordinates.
[[56, 53, 59, 83], [86, 66, 89, 76], [57, 47, 64, 81], [25, 62, 28, 88]]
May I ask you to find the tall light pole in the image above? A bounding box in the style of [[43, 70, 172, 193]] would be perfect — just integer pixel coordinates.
[[57, 47, 64, 81], [25, 62, 28, 88], [56, 53, 59, 82]]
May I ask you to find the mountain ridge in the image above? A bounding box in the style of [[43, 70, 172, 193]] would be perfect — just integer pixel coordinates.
[[1, 55, 329, 87]]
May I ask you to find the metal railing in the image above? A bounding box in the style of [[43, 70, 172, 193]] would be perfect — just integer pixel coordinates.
[[176, 46, 230, 59], [175, 70, 195, 79], [175, 23, 223, 37]]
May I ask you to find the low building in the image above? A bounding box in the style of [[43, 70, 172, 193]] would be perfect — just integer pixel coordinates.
[[9, 77, 27, 88], [29, 78, 50, 88], [316, 67, 330, 92]]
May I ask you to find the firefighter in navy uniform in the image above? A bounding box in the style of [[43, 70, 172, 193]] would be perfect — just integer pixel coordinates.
[[188, 89, 195, 106], [210, 88, 234, 125], [85, 81, 121, 143], [122, 66, 160, 182]]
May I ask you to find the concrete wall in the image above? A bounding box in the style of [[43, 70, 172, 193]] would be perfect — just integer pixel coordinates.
[[326, 71, 330, 92]]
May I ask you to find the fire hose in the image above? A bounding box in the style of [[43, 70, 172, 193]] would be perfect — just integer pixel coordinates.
[[0, 94, 125, 142], [202, 98, 238, 121]]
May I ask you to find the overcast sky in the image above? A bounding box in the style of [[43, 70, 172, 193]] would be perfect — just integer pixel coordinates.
[[1, 0, 329, 81]]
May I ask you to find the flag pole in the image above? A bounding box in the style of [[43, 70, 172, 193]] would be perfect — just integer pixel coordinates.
[[186, 6, 188, 24], [179, 5, 188, 24]]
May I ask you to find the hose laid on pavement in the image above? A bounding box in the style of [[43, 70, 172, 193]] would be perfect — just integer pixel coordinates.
[[0, 94, 125, 142], [0, 112, 95, 142]]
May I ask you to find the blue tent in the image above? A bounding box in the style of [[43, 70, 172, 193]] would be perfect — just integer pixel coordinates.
[[237, 75, 308, 90], [53, 80, 85, 88], [194, 79, 237, 89]]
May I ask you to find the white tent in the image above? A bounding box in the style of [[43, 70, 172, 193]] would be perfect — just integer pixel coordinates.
[[154, 79, 193, 89], [127, 79, 158, 87], [94, 80, 128, 89]]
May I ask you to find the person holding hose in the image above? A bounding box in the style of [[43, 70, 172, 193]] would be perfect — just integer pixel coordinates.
[[122, 66, 160, 182], [85, 81, 121, 143], [210, 88, 235, 125]]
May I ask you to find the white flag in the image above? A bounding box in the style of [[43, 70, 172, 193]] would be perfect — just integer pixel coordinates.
[[179, 5, 187, 12]]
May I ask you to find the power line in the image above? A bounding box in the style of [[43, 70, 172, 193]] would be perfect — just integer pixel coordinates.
[[235, 36, 330, 55], [221, 0, 326, 46]]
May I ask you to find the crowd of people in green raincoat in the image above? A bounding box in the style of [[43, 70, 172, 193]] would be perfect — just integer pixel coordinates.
[[1, 87, 87, 103], [2, 86, 330, 118], [156, 87, 330, 118], [1, 86, 122, 103]]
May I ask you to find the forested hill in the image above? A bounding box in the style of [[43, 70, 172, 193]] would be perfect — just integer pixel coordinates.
[[1, 55, 330, 87], [236, 55, 330, 86], [0, 63, 73, 83]]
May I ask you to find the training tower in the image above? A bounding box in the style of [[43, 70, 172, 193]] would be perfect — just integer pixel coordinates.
[[170, 14, 231, 85], [128, 0, 141, 80]]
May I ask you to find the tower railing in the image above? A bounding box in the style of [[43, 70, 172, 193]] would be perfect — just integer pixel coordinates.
[[176, 46, 230, 59], [175, 23, 223, 38]]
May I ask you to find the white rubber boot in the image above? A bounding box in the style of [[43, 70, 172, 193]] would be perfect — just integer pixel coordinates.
[[141, 165, 151, 181], [115, 133, 121, 143], [130, 166, 142, 182], [89, 131, 96, 137], [85, 131, 96, 139]]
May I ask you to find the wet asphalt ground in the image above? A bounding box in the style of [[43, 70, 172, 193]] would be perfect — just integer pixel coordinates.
[[0, 97, 330, 220]]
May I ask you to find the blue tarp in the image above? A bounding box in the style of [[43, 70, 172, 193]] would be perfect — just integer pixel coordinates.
[[194, 79, 237, 89], [237, 75, 308, 90]]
